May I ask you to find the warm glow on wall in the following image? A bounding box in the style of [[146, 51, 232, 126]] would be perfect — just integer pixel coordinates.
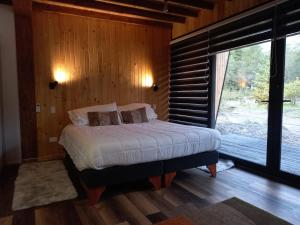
[[54, 68, 68, 83], [143, 74, 154, 87]]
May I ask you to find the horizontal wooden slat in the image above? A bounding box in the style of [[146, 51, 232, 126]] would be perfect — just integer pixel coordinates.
[[278, 3, 300, 37], [169, 102, 208, 110], [209, 21, 272, 46], [171, 55, 209, 66], [171, 32, 208, 50], [171, 64, 209, 76], [171, 62, 208, 74], [169, 108, 208, 117], [171, 60, 209, 70], [170, 89, 208, 94], [170, 76, 209, 85], [170, 83, 208, 92], [169, 119, 208, 127], [171, 48, 208, 61], [281, 10, 300, 26], [169, 96, 208, 104], [210, 31, 272, 54], [171, 67, 209, 80], [278, 1, 300, 15], [170, 89, 208, 98], [210, 9, 273, 37], [169, 114, 208, 123], [278, 23, 300, 37], [171, 41, 208, 55]]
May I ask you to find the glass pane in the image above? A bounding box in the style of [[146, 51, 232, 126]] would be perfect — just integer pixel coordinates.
[[215, 42, 271, 165], [281, 35, 300, 176]]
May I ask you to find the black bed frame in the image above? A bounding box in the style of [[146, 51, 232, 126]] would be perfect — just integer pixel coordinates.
[[64, 150, 219, 204]]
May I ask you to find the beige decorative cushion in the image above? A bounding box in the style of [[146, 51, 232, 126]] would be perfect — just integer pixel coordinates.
[[118, 103, 157, 120], [68, 102, 120, 126], [88, 111, 120, 126], [121, 107, 149, 124]]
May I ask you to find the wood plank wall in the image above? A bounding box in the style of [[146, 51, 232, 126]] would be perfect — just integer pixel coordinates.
[[32, 10, 171, 161], [215, 52, 229, 119], [172, 0, 270, 38]]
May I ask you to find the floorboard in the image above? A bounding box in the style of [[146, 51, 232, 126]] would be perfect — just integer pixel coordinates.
[[1, 166, 300, 225], [220, 134, 300, 175]]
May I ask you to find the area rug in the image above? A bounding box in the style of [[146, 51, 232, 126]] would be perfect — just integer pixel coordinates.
[[12, 160, 77, 211], [194, 197, 291, 225], [155, 216, 195, 225], [198, 159, 234, 173]]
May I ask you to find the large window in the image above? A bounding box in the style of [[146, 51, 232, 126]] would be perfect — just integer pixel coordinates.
[[281, 34, 300, 176], [170, 0, 300, 184], [216, 42, 271, 165]]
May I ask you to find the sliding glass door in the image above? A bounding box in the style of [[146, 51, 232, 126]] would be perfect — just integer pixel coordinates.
[[214, 36, 300, 182], [281, 34, 300, 176], [216, 42, 271, 166]]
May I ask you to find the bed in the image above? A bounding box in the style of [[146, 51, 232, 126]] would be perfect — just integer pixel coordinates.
[[60, 119, 221, 204]]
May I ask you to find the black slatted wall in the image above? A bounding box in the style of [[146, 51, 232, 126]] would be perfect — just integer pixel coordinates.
[[277, 0, 300, 38], [169, 32, 210, 127], [209, 8, 274, 54]]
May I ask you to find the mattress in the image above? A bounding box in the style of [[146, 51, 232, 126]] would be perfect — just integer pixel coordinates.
[[59, 120, 221, 171]]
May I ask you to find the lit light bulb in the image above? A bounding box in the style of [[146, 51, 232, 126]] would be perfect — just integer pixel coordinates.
[[54, 69, 67, 83], [144, 75, 153, 87]]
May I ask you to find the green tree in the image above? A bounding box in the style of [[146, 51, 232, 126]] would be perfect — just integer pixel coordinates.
[[252, 67, 270, 103], [226, 44, 270, 92], [284, 78, 300, 104]]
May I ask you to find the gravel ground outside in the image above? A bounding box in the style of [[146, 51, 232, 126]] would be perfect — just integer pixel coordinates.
[[216, 103, 300, 146]]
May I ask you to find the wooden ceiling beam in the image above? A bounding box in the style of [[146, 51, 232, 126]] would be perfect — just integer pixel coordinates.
[[0, 0, 12, 5], [33, 2, 172, 28], [35, 0, 186, 23], [168, 0, 214, 10], [98, 0, 198, 17]]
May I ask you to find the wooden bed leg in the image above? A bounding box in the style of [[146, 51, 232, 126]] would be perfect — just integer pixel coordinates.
[[207, 164, 217, 177], [149, 176, 161, 190], [163, 172, 176, 188], [86, 187, 106, 205]]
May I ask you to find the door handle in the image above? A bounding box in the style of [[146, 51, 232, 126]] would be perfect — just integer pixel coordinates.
[[260, 100, 291, 103]]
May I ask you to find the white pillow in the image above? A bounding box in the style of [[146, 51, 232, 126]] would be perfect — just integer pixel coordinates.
[[68, 102, 119, 126], [118, 103, 157, 121]]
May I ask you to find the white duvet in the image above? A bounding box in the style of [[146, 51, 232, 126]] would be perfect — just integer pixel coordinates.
[[59, 120, 221, 171]]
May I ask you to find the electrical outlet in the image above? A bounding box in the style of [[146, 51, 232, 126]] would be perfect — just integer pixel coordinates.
[[50, 106, 56, 114], [36, 103, 41, 112], [49, 137, 58, 143]]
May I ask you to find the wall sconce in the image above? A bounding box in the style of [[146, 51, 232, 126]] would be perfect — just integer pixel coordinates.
[[49, 81, 58, 89], [152, 83, 159, 92], [49, 68, 68, 89]]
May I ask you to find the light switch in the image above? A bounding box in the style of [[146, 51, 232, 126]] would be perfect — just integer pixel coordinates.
[[36, 103, 41, 112], [49, 137, 58, 143], [50, 106, 56, 114]]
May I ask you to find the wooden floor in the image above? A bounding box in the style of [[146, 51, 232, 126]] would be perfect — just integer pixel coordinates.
[[221, 134, 300, 176], [1, 166, 300, 225]]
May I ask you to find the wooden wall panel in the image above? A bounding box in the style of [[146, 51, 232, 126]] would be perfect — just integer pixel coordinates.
[[172, 0, 270, 38], [33, 10, 171, 160], [215, 52, 229, 119]]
